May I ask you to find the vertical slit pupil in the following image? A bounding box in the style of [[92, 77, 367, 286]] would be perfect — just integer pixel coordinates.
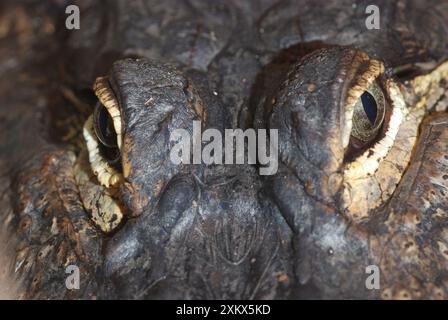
[[361, 91, 377, 125], [93, 103, 121, 171], [94, 103, 117, 148]]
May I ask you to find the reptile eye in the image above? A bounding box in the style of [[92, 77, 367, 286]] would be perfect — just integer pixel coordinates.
[[350, 82, 386, 144], [93, 102, 120, 164], [93, 102, 117, 148]]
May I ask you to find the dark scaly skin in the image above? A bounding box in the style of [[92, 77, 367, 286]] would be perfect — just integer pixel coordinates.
[[0, 0, 447, 299]]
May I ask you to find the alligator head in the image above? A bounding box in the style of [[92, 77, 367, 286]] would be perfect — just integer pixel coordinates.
[[1, 0, 448, 299]]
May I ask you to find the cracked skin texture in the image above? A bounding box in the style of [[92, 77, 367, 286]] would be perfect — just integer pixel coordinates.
[[0, 0, 447, 299]]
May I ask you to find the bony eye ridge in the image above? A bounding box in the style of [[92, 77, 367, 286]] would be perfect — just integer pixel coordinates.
[[351, 82, 386, 143]]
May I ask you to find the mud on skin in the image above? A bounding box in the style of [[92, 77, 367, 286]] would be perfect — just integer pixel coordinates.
[[0, 0, 448, 299]]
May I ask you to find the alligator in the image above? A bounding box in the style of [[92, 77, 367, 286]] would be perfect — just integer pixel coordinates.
[[0, 0, 447, 299]]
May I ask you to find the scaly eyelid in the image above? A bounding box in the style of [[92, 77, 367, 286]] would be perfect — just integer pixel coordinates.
[[93, 76, 123, 150]]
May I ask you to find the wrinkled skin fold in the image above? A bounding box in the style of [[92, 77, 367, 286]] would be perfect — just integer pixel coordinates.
[[0, 0, 447, 299]]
